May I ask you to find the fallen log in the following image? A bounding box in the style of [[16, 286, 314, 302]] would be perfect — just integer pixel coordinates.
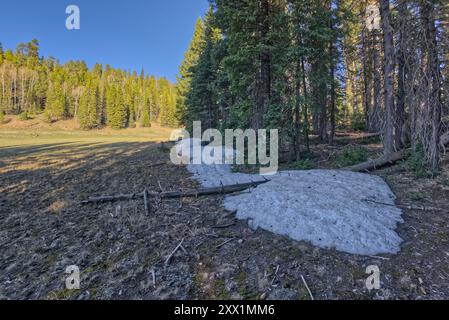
[[345, 132, 449, 172], [345, 149, 407, 172], [81, 180, 270, 205], [148, 161, 169, 168], [337, 132, 381, 141]]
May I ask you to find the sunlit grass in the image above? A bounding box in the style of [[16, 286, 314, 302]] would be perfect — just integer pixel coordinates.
[[0, 123, 174, 156]]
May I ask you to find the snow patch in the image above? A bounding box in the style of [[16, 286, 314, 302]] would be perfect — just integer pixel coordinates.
[[176, 139, 403, 255], [224, 170, 403, 255]]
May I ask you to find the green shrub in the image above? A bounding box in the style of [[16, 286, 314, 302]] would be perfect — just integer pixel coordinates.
[[409, 191, 425, 201], [406, 144, 433, 178], [18, 111, 29, 121], [290, 159, 315, 170], [350, 114, 366, 131], [43, 110, 54, 123], [0, 111, 5, 124], [334, 146, 369, 167]]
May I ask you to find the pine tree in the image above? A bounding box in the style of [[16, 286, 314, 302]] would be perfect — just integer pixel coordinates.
[[175, 17, 206, 124], [140, 108, 151, 127], [0, 43, 4, 65], [78, 75, 99, 129], [0, 40, 176, 130], [185, 8, 223, 130], [106, 82, 128, 129], [45, 67, 67, 120]]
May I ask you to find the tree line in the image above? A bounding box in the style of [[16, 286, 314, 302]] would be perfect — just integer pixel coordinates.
[[0, 39, 178, 129], [176, 0, 449, 170]]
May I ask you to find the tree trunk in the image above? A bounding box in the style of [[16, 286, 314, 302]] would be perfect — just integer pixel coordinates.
[[379, 0, 395, 155], [329, 57, 336, 146], [420, 0, 442, 170], [301, 56, 310, 152], [254, 0, 271, 131], [395, 0, 408, 149], [372, 31, 382, 133], [293, 57, 302, 160], [362, 28, 373, 131]]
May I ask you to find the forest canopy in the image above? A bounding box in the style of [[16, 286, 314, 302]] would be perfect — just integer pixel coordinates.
[[176, 0, 449, 170], [0, 39, 178, 129]]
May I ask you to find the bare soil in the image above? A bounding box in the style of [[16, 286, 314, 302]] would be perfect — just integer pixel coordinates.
[[0, 134, 448, 300]]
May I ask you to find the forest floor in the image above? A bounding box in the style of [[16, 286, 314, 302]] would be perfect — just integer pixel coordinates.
[[1, 121, 449, 300]]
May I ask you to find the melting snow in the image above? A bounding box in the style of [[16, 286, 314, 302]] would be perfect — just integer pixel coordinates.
[[176, 139, 403, 255]]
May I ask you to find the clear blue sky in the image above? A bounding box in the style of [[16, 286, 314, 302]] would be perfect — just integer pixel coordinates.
[[0, 0, 209, 82]]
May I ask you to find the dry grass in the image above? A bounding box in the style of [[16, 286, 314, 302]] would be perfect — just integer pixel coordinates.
[[0, 116, 174, 152]]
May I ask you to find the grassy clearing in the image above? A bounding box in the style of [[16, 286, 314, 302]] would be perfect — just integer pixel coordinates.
[[0, 117, 174, 156]]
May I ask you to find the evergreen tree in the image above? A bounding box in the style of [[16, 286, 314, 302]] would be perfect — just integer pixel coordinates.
[[0, 42, 4, 65], [45, 67, 67, 120], [185, 8, 223, 130], [77, 75, 99, 129], [0, 41, 177, 130], [175, 17, 206, 124], [106, 82, 128, 129]]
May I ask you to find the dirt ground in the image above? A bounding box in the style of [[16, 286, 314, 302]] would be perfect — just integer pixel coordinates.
[[0, 131, 448, 300]]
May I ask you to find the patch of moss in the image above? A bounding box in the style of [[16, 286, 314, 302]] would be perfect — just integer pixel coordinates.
[[409, 191, 425, 201], [234, 269, 258, 300], [215, 278, 230, 300], [143, 253, 160, 267], [47, 254, 58, 265], [334, 146, 369, 167], [298, 288, 312, 300], [90, 287, 98, 300], [350, 267, 366, 281]]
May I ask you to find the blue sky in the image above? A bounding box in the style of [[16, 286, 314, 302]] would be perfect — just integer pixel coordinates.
[[0, 0, 209, 81]]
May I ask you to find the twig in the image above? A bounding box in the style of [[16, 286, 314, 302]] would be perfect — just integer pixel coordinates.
[[204, 233, 220, 238], [216, 238, 235, 249], [158, 181, 164, 193], [184, 224, 195, 236], [213, 222, 236, 229], [271, 265, 280, 286], [152, 270, 156, 288], [368, 255, 390, 261], [164, 238, 185, 266], [301, 275, 314, 300], [178, 197, 184, 210], [148, 161, 168, 168], [143, 188, 150, 215]]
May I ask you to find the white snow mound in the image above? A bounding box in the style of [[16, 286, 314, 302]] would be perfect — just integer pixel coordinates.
[[224, 170, 403, 255], [175, 139, 403, 255], [187, 164, 266, 188]]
